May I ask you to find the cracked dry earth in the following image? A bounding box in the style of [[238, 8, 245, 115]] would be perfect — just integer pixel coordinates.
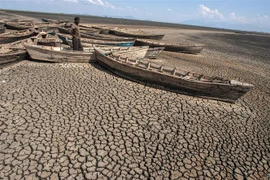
[[0, 60, 269, 180]]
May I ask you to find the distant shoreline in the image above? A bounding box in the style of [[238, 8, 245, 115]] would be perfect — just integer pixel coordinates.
[[2, 8, 269, 36]]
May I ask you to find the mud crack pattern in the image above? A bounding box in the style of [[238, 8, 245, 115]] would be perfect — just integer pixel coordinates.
[[0, 61, 269, 179]]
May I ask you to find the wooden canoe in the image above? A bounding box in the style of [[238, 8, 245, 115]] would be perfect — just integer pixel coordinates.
[[0, 27, 5, 34], [95, 49, 254, 103], [145, 47, 165, 59], [80, 32, 135, 42], [110, 28, 165, 40], [0, 40, 30, 65], [32, 32, 63, 47], [0, 29, 36, 44], [5, 22, 34, 30], [134, 39, 205, 54], [58, 27, 100, 35], [25, 44, 148, 63], [58, 33, 135, 47], [41, 18, 60, 24]]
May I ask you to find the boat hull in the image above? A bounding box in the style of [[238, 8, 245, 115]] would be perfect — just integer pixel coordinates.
[[0, 28, 5, 34], [0, 50, 28, 65], [25, 45, 96, 63], [111, 29, 165, 40], [0, 31, 35, 44], [134, 39, 205, 54], [95, 50, 253, 103]]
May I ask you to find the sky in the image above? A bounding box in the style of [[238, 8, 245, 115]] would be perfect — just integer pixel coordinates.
[[1, 0, 270, 32]]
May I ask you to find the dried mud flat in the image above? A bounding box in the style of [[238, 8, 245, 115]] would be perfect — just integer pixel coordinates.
[[0, 11, 270, 179]]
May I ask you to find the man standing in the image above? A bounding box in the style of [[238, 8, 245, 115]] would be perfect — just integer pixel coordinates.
[[70, 17, 83, 51]]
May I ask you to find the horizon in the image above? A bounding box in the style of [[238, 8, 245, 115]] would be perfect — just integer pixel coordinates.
[[1, 0, 270, 33]]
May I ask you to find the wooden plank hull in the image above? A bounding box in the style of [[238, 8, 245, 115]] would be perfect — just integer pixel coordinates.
[[0, 30, 35, 44], [0, 28, 5, 34], [111, 29, 165, 40], [134, 39, 205, 54], [58, 27, 100, 35], [95, 49, 253, 103], [0, 50, 28, 65], [80, 32, 135, 42], [58, 33, 135, 47], [5, 23, 32, 30], [25, 45, 96, 63]]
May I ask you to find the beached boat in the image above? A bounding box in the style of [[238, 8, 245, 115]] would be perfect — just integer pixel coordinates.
[[58, 27, 100, 35], [34, 23, 60, 31], [0, 40, 30, 65], [145, 47, 165, 59], [95, 49, 254, 103], [41, 18, 60, 24], [58, 33, 135, 47], [5, 22, 34, 30], [32, 32, 63, 47], [25, 44, 148, 63], [80, 32, 135, 42], [0, 27, 5, 34], [110, 28, 165, 40], [0, 29, 36, 44], [134, 39, 205, 54]]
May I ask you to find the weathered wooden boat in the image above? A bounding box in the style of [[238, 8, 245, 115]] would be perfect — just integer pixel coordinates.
[[110, 28, 165, 40], [95, 49, 254, 103], [145, 47, 165, 59], [0, 27, 5, 34], [25, 44, 148, 63], [80, 32, 135, 42], [34, 23, 60, 31], [58, 27, 100, 35], [32, 32, 63, 47], [0, 29, 36, 44], [0, 39, 30, 65], [58, 33, 135, 47], [5, 22, 34, 30], [41, 18, 60, 23], [134, 39, 205, 54]]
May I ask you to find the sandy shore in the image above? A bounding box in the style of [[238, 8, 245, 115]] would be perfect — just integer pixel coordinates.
[[0, 11, 269, 179]]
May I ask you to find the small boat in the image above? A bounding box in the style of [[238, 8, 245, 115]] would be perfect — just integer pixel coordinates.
[[58, 33, 135, 47], [134, 39, 205, 54], [41, 18, 60, 23], [110, 28, 165, 40], [34, 23, 60, 31], [0, 27, 5, 34], [58, 27, 100, 35], [80, 32, 135, 42], [145, 47, 165, 59], [0, 29, 36, 44], [5, 22, 34, 30], [32, 32, 63, 47], [0, 39, 30, 65], [25, 44, 148, 63], [95, 49, 254, 103]]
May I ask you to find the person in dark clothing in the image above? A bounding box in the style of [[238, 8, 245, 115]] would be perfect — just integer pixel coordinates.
[[70, 17, 83, 51]]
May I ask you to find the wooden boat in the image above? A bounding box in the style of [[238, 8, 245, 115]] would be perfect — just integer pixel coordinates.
[[58, 33, 135, 47], [34, 23, 60, 31], [95, 49, 254, 103], [0, 29, 36, 44], [0, 27, 5, 34], [110, 28, 165, 40], [134, 39, 205, 54], [25, 44, 148, 63], [58, 27, 100, 35], [145, 47, 164, 59], [0, 40, 30, 65], [80, 32, 135, 42], [5, 22, 34, 30], [32, 32, 63, 47], [41, 18, 59, 23]]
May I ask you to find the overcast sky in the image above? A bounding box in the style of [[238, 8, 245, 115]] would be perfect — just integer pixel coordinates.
[[1, 0, 270, 32]]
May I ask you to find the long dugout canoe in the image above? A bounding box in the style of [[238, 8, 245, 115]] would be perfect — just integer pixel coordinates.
[[0, 29, 36, 44], [110, 28, 165, 40], [25, 44, 149, 63], [5, 22, 34, 30], [95, 49, 254, 103], [57, 33, 135, 47], [134, 39, 205, 54]]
